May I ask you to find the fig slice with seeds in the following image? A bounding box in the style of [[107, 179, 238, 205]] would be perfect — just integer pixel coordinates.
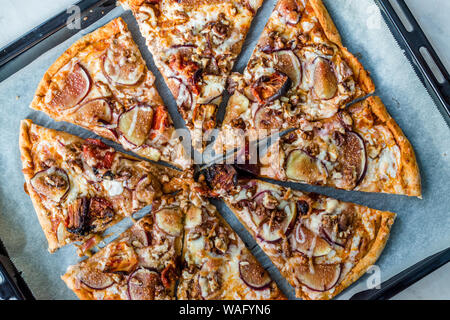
[[285, 149, 327, 184], [313, 58, 338, 100], [48, 63, 91, 110], [239, 256, 272, 290], [297, 264, 341, 292], [30, 167, 70, 202], [273, 50, 302, 88], [127, 268, 161, 300], [118, 105, 153, 147], [78, 268, 113, 290]]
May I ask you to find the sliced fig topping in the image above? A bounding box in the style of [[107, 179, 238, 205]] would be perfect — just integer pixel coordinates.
[[339, 131, 367, 188], [30, 167, 70, 202], [118, 105, 154, 147], [294, 224, 331, 257], [224, 91, 250, 124], [285, 149, 327, 184], [135, 174, 162, 204], [297, 264, 341, 292], [72, 98, 112, 126], [48, 63, 91, 110], [254, 106, 283, 129], [154, 207, 183, 237], [251, 72, 291, 104], [102, 43, 145, 86], [313, 58, 338, 100], [239, 256, 272, 290], [273, 50, 302, 88], [185, 206, 202, 229], [78, 267, 113, 290], [127, 268, 161, 300]]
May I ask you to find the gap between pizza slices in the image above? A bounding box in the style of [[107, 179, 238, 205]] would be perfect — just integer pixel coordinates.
[[30, 17, 191, 170], [20, 120, 191, 253], [197, 165, 396, 300], [119, 0, 264, 151], [216, 0, 421, 197], [62, 187, 285, 300]]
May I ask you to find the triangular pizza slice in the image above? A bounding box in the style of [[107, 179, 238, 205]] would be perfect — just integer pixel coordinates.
[[198, 165, 396, 300], [30, 17, 191, 169], [218, 0, 375, 151], [152, 188, 285, 299], [20, 120, 191, 252], [239, 97, 421, 197], [62, 215, 183, 300], [119, 0, 264, 150]]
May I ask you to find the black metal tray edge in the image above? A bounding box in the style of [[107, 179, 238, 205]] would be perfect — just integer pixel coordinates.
[[0, 0, 448, 300], [374, 0, 450, 125]]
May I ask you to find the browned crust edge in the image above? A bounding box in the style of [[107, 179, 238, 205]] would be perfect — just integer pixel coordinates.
[[30, 17, 125, 115], [364, 96, 422, 197], [309, 0, 375, 94], [19, 119, 60, 252], [315, 209, 396, 300], [225, 198, 396, 300]]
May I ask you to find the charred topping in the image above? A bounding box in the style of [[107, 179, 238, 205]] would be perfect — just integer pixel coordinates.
[[251, 72, 291, 104], [199, 164, 238, 192], [297, 200, 309, 216], [66, 196, 115, 235], [67, 197, 91, 235]]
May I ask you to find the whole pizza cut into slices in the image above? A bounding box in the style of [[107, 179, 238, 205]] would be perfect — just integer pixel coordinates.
[[242, 96, 421, 197], [62, 215, 183, 300], [198, 165, 396, 300], [30, 17, 190, 169], [20, 120, 190, 252], [161, 189, 285, 300], [218, 0, 375, 151], [119, 0, 264, 150]]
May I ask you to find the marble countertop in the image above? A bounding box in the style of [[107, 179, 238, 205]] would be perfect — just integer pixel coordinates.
[[0, 0, 448, 300]]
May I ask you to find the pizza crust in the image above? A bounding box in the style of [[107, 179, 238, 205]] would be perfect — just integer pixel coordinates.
[[20, 119, 60, 252], [30, 17, 126, 116], [309, 0, 375, 94], [355, 96, 422, 197], [328, 210, 395, 299], [225, 196, 396, 300]]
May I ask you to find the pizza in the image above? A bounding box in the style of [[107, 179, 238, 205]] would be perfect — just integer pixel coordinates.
[[166, 189, 285, 300], [30, 17, 191, 169], [119, 0, 264, 150], [197, 165, 396, 300], [236, 96, 421, 197], [218, 0, 375, 152], [62, 215, 183, 300], [20, 120, 190, 253]]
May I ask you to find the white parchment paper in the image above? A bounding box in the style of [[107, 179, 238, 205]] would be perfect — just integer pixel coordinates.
[[0, 0, 448, 300]]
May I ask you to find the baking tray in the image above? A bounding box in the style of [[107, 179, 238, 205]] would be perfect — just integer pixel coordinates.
[[0, 0, 448, 300]]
